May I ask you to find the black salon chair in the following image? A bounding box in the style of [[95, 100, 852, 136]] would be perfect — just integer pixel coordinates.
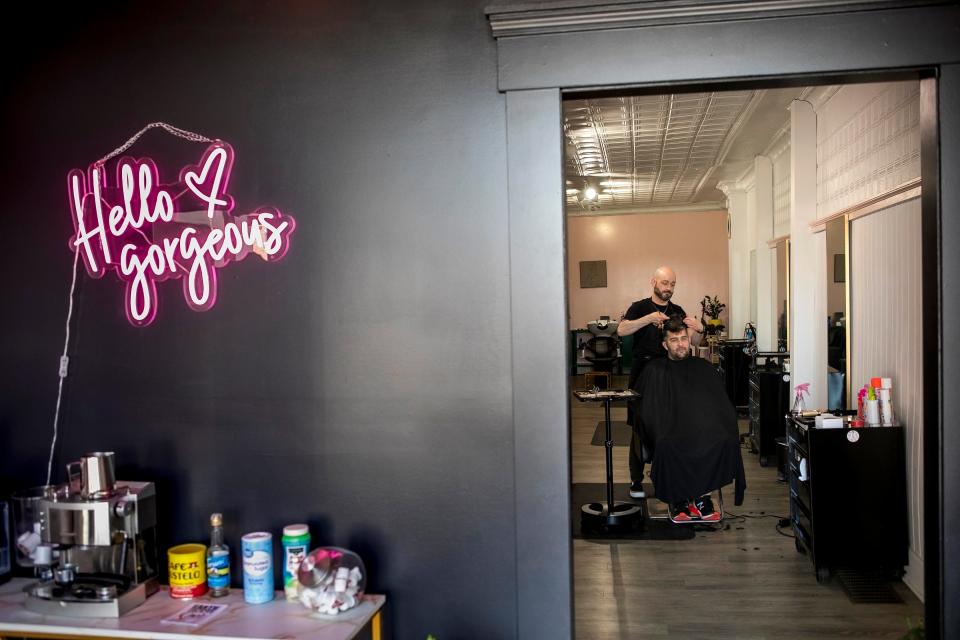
[[584, 335, 618, 372], [583, 316, 622, 373], [635, 422, 725, 524]]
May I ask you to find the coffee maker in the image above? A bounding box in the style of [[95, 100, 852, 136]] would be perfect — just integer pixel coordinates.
[[23, 452, 159, 617]]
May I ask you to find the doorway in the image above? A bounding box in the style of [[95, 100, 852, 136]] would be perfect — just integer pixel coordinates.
[[493, 6, 957, 638], [562, 78, 927, 637]]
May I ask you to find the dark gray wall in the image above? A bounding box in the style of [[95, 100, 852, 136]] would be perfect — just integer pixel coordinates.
[[0, 3, 517, 638]]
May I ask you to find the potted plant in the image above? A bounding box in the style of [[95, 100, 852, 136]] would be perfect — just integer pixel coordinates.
[[700, 295, 726, 335]]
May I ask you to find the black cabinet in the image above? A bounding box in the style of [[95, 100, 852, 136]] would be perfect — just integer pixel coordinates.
[[787, 415, 908, 583], [748, 352, 790, 466], [717, 339, 753, 408]]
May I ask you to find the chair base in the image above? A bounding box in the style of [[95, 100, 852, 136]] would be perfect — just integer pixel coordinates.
[[581, 501, 642, 529]]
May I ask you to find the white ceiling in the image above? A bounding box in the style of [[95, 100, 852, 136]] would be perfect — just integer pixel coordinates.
[[563, 87, 808, 214]]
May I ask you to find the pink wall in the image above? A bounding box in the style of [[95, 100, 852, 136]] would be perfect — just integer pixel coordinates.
[[565, 211, 730, 329]]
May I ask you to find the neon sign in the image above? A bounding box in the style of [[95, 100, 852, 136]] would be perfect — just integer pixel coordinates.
[[67, 142, 295, 326]]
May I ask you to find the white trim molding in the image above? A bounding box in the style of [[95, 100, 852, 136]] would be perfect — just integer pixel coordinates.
[[809, 178, 921, 231], [485, 1, 947, 38]]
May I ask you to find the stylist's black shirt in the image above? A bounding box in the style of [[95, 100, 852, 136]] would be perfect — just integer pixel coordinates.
[[623, 297, 686, 386]]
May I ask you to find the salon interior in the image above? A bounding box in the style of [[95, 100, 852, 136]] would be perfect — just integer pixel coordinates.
[[565, 79, 928, 638], [2, 3, 958, 640]]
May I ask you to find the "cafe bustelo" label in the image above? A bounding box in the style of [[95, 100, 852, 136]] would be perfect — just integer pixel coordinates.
[[168, 543, 208, 598]]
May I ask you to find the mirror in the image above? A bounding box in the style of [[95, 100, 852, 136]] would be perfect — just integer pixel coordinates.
[[825, 216, 850, 409], [775, 238, 790, 352]]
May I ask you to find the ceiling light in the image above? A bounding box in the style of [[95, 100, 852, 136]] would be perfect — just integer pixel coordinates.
[[583, 186, 598, 201]]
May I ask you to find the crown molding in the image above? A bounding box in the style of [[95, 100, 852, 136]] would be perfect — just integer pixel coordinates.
[[762, 121, 792, 160], [808, 177, 921, 231], [807, 84, 844, 110], [485, 0, 946, 38], [566, 201, 726, 216]]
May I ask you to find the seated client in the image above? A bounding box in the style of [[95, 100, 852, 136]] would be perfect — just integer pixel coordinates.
[[636, 316, 746, 522]]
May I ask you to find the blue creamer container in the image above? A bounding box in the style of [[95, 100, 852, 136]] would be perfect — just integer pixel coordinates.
[[241, 532, 274, 603]]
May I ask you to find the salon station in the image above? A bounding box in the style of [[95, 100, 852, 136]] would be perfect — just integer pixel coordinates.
[[1, 3, 959, 639]]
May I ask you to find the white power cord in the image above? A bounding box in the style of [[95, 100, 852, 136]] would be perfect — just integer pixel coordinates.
[[45, 122, 214, 486], [46, 248, 80, 487]]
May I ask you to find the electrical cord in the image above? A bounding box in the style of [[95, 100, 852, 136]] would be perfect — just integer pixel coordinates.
[[46, 248, 80, 487], [724, 510, 789, 520], [45, 123, 214, 487], [723, 510, 795, 538]]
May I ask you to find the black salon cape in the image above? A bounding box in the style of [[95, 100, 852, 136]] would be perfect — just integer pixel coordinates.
[[638, 356, 746, 506]]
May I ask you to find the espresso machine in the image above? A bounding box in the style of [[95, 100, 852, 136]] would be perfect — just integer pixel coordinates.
[[23, 452, 159, 617]]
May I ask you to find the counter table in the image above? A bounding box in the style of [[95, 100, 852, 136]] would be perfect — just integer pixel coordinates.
[[0, 578, 384, 640]]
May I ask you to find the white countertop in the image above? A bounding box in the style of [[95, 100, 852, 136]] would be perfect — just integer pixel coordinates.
[[0, 578, 384, 640]]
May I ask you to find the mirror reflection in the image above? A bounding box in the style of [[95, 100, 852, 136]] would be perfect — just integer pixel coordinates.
[[775, 239, 790, 352], [825, 216, 848, 409]]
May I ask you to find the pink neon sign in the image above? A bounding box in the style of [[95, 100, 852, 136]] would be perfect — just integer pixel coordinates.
[[67, 142, 295, 326]]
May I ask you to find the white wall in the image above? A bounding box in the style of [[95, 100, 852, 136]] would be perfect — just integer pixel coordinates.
[[753, 156, 775, 351], [815, 80, 923, 601], [790, 99, 827, 408], [849, 198, 924, 599], [772, 137, 792, 238], [817, 81, 920, 218], [565, 211, 730, 329], [726, 186, 752, 336]]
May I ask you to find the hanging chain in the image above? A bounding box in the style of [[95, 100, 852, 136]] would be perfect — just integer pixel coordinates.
[[96, 122, 214, 165]]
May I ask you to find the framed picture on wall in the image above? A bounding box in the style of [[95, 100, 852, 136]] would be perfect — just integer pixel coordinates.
[[579, 260, 607, 288], [833, 253, 845, 283]]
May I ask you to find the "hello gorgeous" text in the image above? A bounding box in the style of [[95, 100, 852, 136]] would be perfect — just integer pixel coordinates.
[[68, 143, 295, 326]]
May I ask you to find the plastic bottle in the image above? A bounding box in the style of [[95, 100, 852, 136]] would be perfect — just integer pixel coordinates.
[[878, 377, 896, 425], [282, 524, 311, 601], [206, 513, 230, 597], [791, 383, 810, 416], [865, 385, 880, 426]]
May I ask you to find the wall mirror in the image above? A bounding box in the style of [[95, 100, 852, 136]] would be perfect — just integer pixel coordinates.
[[775, 238, 790, 352], [825, 215, 850, 409]]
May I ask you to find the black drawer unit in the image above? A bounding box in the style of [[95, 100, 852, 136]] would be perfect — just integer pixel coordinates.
[[748, 352, 790, 466], [786, 415, 908, 583]]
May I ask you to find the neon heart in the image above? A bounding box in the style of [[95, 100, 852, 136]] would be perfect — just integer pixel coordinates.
[[184, 145, 230, 219]]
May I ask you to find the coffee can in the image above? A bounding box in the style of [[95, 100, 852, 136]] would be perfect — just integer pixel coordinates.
[[241, 532, 274, 603], [168, 543, 207, 599]]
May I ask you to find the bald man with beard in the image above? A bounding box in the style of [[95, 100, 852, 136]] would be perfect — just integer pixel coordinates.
[[617, 266, 703, 499]]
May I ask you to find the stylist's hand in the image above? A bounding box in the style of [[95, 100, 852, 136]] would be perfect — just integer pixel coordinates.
[[646, 311, 669, 328], [683, 316, 703, 332]]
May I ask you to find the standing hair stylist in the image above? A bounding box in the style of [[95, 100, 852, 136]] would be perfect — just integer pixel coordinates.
[[617, 266, 703, 498]]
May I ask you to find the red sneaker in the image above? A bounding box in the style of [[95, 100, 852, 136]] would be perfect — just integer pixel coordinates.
[[695, 495, 720, 521], [669, 502, 693, 523], [687, 501, 702, 519]]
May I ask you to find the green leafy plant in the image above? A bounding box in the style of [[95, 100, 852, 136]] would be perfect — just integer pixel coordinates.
[[899, 617, 924, 639], [700, 295, 726, 320]]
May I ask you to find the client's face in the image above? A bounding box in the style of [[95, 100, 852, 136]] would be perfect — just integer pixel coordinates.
[[662, 330, 690, 360]]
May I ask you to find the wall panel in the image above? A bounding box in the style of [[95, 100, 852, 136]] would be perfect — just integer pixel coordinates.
[[849, 198, 924, 599], [817, 81, 920, 218]]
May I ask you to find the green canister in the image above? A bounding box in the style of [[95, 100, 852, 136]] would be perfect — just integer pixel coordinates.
[[282, 524, 311, 600]]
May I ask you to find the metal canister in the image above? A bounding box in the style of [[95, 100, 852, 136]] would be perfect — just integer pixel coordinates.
[[168, 543, 207, 598], [241, 532, 274, 603]]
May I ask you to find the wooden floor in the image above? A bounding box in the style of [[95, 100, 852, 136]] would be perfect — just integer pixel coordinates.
[[571, 375, 923, 639]]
